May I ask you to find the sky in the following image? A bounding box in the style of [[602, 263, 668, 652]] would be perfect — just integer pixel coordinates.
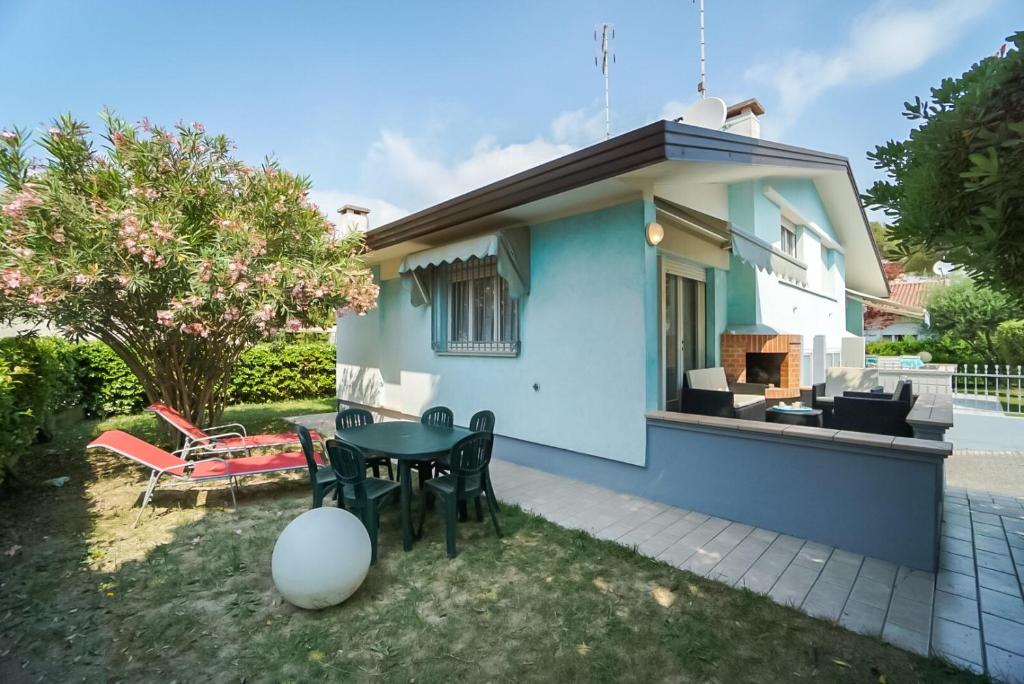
[[1, 0, 1020, 227]]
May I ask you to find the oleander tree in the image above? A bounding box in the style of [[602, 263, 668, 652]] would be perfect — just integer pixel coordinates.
[[0, 112, 377, 427], [863, 31, 1024, 299]]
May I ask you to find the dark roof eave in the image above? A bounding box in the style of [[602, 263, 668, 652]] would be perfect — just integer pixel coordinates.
[[364, 120, 853, 252]]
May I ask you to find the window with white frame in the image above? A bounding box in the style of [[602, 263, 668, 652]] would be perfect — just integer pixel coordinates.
[[431, 256, 519, 354], [780, 220, 799, 258]]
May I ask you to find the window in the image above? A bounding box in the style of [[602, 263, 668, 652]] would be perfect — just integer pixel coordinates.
[[780, 221, 798, 257], [432, 256, 519, 354]]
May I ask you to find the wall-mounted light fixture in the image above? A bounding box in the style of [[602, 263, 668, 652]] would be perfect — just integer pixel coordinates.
[[645, 221, 664, 246]]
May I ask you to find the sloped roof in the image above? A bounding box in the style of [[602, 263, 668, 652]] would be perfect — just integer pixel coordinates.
[[888, 279, 942, 311]]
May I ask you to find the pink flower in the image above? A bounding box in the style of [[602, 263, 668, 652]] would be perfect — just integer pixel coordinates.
[[1, 131, 16, 142], [2, 187, 43, 220], [51, 230, 65, 244], [179, 322, 209, 337], [257, 305, 274, 321], [2, 268, 24, 289], [197, 261, 213, 282], [222, 307, 240, 321], [28, 287, 46, 305], [285, 318, 303, 332], [13, 247, 32, 258], [112, 131, 126, 146], [186, 295, 203, 308], [213, 286, 227, 301], [233, 280, 249, 293], [144, 188, 159, 200], [48, 127, 61, 138], [116, 274, 131, 286], [192, 121, 205, 132], [73, 274, 90, 286], [157, 310, 174, 326]]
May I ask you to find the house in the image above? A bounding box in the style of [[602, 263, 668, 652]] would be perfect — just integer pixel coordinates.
[[337, 102, 887, 463], [334, 105, 950, 571], [859, 275, 942, 341]]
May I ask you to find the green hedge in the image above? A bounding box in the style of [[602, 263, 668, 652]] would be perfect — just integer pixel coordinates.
[[73, 342, 148, 417], [227, 342, 336, 404], [0, 337, 80, 484], [865, 336, 986, 365]]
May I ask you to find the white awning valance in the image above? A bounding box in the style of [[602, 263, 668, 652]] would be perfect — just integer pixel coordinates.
[[398, 227, 530, 307], [731, 229, 808, 286]]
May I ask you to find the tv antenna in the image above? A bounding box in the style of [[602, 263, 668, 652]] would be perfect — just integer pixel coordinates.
[[696, 0, 707, 98], [595, 23, 615, 139]]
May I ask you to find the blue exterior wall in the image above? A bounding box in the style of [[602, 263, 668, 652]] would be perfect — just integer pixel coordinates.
[[337, 200, 656, 466], [496, 420, 943, 571], [846, 297, 865, 335]]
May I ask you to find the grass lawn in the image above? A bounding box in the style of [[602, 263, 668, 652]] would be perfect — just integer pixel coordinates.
[[0, 399, 982, 683]]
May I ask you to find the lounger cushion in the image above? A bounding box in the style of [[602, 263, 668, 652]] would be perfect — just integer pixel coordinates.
[[216, 431, 321, 449], [146, 403, 209, 440], [87, 430, 190, 474], [190, 451, 319, 480]]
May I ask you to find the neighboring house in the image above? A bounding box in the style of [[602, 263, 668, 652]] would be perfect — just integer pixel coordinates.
[[335, 102, 888, 468], [857, 275, 942, 342]]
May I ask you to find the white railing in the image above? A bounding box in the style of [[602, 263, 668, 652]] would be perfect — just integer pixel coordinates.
[[953, 364, 1024, 415]]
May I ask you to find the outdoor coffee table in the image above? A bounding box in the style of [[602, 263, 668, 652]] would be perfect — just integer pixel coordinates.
[[336, 420, 474, 551], [766, 406, 823, 428]]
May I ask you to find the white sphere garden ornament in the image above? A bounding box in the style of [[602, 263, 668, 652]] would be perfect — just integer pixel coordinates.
[[272, 507, 371, 610]]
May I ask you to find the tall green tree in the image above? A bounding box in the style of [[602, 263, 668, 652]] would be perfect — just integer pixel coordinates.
[[926, 279, 1022, 360], [863, 32, 1024, 299], [0, 113, 377, 426], [869, 221, 940, 274]]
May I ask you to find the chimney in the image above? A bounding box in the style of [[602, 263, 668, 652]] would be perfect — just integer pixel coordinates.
[[336, 204, 370, 237], [722, 98, 764, 138]]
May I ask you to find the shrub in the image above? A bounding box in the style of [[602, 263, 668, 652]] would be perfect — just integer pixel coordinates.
[[0, 336, 80, 483], [72, 341, 147, 417], [865, 336, 985, 365], [995, 320, 1024, 364], [227, 341, 335, 404]]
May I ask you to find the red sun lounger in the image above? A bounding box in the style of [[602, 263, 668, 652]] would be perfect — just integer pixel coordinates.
[[87, 430, 324, 525], [146, 403, 321, 459]]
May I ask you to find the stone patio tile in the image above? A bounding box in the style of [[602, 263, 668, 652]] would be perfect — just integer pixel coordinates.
[[940, 551, 976, 577], [792, 541, 832, 570], [768, 563, 822, 608], [886, 593, 932, 634], [636, 530, 686, 558], [893, 567, 936, 604], [983, 612, 1024, 656], [945, 502, 970, 516], [942, 535, 975, 558], [803, 573, 855, 622], [680, 522, 754, 577], [978, 567, 1022, 598], [817, 555, 862, 587], [975, 534, 1012, 555], [931, 617, 983, 669], [944, 523, 974, 542], [847, 575, 893, 610], [972, 511, 1003, 526], [944, 512, 972, 528], [657, 517, 731, 567], [977, 549, 1017, 575], [933, 590, 979, 629], [937, 570, 978, 600], [738, 536, 804, 594], [839, 598, 887, 637], [709, 529, 776, 586], [881, 622, 930, 657], [980, 587, 1024, 625], [859, 557, 898, 585], [975, 521, 1008, 540], [986, 645, 1024, 684]]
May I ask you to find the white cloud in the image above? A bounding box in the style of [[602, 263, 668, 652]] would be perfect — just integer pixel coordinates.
[[362, 107, 614, 211], [306, 189, 410, 230], [747, 0, 996, 133]]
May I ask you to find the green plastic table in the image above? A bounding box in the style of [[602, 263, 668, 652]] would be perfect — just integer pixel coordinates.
[[336, 421, 474, 550]]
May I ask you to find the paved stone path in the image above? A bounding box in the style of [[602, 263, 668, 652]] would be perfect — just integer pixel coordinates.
[[490, 459, 1024, 682], [947, 450, 1024, 499]]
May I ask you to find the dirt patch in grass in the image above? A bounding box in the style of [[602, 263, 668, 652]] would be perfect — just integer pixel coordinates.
[[1, 399, 983, 683]]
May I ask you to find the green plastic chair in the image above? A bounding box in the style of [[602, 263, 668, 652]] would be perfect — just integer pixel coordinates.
[[297, 425, 338, 509], [416, 406, 454, 489], [417, 432, 502, 558], [325, 438, 400, 564], [336, 408, 395, 480], [435, 410, 500, 514]]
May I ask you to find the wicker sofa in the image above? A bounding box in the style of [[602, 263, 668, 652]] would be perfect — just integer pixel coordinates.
[[681, 367, 767, 421]]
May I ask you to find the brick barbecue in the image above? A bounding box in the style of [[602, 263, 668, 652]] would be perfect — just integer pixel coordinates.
[[721, 333, 803, 399]]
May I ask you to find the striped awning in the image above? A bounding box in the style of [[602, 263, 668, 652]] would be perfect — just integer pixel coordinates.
[[730, 229, 808, 286], [398, 227, 530, 307]]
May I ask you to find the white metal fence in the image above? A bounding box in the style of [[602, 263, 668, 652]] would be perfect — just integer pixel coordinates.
[[953, 364, 1024, 415]]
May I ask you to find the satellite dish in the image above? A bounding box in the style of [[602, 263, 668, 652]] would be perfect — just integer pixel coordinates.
[[679, 97, 727, 130], [932, 260, 954, 277]]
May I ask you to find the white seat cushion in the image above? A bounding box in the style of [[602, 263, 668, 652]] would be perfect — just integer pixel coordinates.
[[733, 393, 765, 409], [823, 367, 879, 399], [685, 367, 730, 392]]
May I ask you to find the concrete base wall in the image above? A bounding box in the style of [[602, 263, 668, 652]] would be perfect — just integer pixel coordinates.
[[496, 418, 944, 571]]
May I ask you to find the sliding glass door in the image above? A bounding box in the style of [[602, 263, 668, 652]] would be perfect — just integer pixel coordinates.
[[664, 271, 706, 411]]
